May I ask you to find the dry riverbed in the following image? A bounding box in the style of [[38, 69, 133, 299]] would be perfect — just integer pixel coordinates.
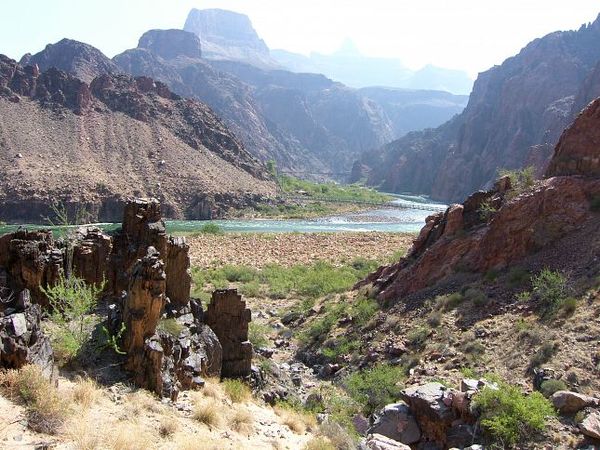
[[188, 232, 415, 269]]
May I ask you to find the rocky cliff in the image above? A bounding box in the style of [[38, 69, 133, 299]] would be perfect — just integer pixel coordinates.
[[361, 96, 600, 304], [0, 55, 275, 223], [357, 14, 600, 202], [183, 8, 277, 69]]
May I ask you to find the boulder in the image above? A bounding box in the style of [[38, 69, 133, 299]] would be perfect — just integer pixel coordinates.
[[362, 433, 411, 450], [367, 402, 421, 444], [551, 390, 600, 414], [579, 410, 600, 440]]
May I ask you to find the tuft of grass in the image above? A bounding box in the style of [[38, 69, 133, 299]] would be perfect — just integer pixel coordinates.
[[427, 310, 442, 328], [107, 422, 154, 450], [0, 365, 69, 434], [303, 437, 336, 450], [65, 414, 101, 450], [407, 326, 430, 349], [473, 381, 555, 446], [248, 322, 271, 348], [238, 280, 261, 297], [436, 292, 465, 311], [275, 403, 317, 434], [72, 376, 101, 409], [159, 415, 179, 437], [529, 341, 558, 369], [193, 398, 223, 428], [465, 287, 488, 306], [562, 297, 578, 317], [222, 379, 251, 403], [229, 406, 254, 435]]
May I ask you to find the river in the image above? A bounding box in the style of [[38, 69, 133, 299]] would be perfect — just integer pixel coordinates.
[[0, 195, 446, 235]]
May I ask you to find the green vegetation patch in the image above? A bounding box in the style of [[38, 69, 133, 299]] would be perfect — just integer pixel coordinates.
[[342, 364, 404, 415], [473, 382, 555, 446], [279, 175, 393, 204]]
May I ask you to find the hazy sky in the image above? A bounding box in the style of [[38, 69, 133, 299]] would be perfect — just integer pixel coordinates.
[[1, 1, 599, 77]]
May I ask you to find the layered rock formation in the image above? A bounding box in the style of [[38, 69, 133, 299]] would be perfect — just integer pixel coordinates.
[[357, 14, 600, 202], [0, 198, 254, 398], [0, 55, 275, 223], [360, 96, 600, 304], [183, 8, 276, 69]]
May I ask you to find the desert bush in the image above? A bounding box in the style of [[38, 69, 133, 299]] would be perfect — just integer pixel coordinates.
[[72, 376, 101, 409], [303, 437, 336, 450], [221, 265, 257, 282], [322, 336, 359, 360], [248, 322, 270, 348], [274, 404, 316, 434], [427, 310, 442, 327], [531, 269, 569, 316], [222, 379, 251, 403], [478, 201, 498, 221], [42, 275, 104, 363], [158, 415, 179, 437], [436, 292, 465, 311], [499, 166, 536, 199], [473, 382, 555, 446], [465, 287, 488, 306], [342, 364, 404, 415], [351, 296, 378, 326], [507, 267, 529, 287], [199, 223, 224, 234], [562, 297, 578, 316], [407, 326, 430, 349], [157, 318, 184, 337], [238, 280, 261, 297], [0, 365, 69, 434], [539, 379, 568, 398]]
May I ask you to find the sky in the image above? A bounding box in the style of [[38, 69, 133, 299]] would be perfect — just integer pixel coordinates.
[[1, 1, 599, 77]]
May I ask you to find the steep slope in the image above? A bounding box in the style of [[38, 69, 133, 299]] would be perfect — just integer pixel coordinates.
[[0, 55, 275, 223], [358, 14, 600, 202], [183, 8, 277, 69], [20, 38, 120, 83]]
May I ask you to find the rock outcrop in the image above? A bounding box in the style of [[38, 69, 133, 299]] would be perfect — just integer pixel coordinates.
[[0, 55, 275, 223], [356, 14, 600, 202], [360, 96, 600, 304], [0, 198, 252, 399], [205, 289, 252, 378], [138, 29, 202, 60], [0, 289, 54, 377]]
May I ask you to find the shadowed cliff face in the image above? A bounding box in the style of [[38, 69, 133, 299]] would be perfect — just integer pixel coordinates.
[[360, 96, 600, 304], [0, 55, 275, 223], [357, 14, 600, 202]]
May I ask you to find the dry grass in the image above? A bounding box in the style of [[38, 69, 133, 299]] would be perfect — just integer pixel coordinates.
[[64, 414, 101, 450], [274, 406, 317, 434], [303, 436, 336, 450], [107, 421, 155, 450], [72, 376, 101, 409], [192, 397, 223, 428], [0, 365, 69, 434], [124, 389, 166, 415], [174, 434, 222, 450], [229, 405, 254, 435], [200, 378, 224, 400], [159, 414, 179, 438]]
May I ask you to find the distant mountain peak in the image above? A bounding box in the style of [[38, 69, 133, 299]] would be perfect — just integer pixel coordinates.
[[138, 29, 202, 60], [335, 38, 361, 56]]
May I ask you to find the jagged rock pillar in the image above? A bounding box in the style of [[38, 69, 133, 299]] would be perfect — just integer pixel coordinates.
[[205, 289, 252, 378], [122, 247, 166, 378], [165, 236, 191, 310]]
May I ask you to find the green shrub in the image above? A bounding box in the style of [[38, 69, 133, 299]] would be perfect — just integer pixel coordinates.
[[322, 337, 360, 360], [531, 269, 569, 317], [351, 296, 378, 326], [437, 292, 464, 311], [539, 379, 568, 398], [478, 201, 498, 221], [239, 280, 261, 297], [465, 288, 488, 306], [221, 265, 257, 282], [427, 311, 442, 328], [499, 166, 536, 199], [300, 303, 347, 344], [343, 364, 404, 415], [473, 382, 555, 446], [157, 318, 184, 337], [508, 267, 529, 287], [407, 327, 430, 349], [199, 223, 224, 234], [42, 275, 104, 363], [562, 297, 578, 316], [248, 322, 270, 348]]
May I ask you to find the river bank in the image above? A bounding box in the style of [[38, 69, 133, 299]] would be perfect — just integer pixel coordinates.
[[187, 232, 414, 269]]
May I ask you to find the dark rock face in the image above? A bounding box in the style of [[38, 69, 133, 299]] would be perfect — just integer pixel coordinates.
[[21, 38, 120, 83], [358, 14, 600, 202], [183, 8, 275, 69], [360, 97, 600, 305], [138, 29, 202, 60], [205, 289, 252, 378], [0, 289, 54, 377], [0, 55, 275, 223]]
